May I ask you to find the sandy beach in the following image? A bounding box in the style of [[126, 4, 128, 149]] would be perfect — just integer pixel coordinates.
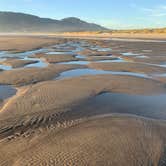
[[0, 34, 166, 165]]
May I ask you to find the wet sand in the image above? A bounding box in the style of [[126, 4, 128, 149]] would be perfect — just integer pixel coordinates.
[[0, 35, 166, 165], [0, 58, 38, 68], [89, 62, 166, 74], [32, 53, 78, 63], [1, 115, 166, 166]]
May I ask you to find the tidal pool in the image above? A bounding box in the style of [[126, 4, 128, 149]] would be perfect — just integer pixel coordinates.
[[0, 48, 46, 58], [136, 55, 149, 59], [0, 64, 12, 70], [24, 57, 48, 68], [56, 68, 149, 80], [58, 61, 89, 65], [46, 51, 72, 55], [121, 52, 141, 56], [97, 58, 125, 63], [0, 85, 17, 101], [75, 55, 86, 59], [71, 92, 166, 120]]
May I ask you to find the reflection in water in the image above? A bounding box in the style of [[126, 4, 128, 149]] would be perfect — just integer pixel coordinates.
[[25, 61, 48, 68], [46, 51, 71, 55], [58, 61, 89, 65], [136, 55, 149, 59], [90, 46, 112, 52], [72, 92, 166, 120], [0, 48, 46, 59], [0, 48, 48, 69], [56, 68, 149, 80], [0, 85, 17, 101], [97, 58, 125, 63], [55, 69, 111, 80], [75, 55, 86, 59], [24, 57, 48, 68], [121, 52, 141, 56], [0, 64, 12, 70]]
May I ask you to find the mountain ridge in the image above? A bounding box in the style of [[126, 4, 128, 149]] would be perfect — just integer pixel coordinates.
[[0, 11, 108, 32]]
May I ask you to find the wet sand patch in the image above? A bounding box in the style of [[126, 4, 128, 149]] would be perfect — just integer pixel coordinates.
[[0, 36, 68, 53], [31, 53, 77, 63], [85, 56, 118, 61], [0, 58, 38, 68], [78, 49, 112, 57], [122, 56, 166, 65]]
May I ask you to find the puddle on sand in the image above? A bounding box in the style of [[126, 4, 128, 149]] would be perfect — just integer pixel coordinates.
[[55, 68, 149, 80], [71, 92, 166, 120], [121, 52, 141, 56], [76, 55, 86, 59], [55, 69, 111, 80], [91, 46, 112, 52], [46, 51, 72, 55], [58, 61, 89, 65], [0, 48, 48, 69], [0, 58, 6, 62], [159, 63, 166, 68], [0, 64, 12, 70], [96, 58, 125, 63], [0, 85, 17, 102], [0, 48, 46, 59], [25, 60, 48, 68], [24, 57, 48, 68], [136, 55, 149, 59]]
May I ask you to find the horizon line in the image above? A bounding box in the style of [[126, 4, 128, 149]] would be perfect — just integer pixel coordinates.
[[0, 10, 166, 30]]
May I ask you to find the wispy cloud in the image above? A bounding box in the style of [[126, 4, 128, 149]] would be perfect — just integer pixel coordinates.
[[141, 5, 166, 17]]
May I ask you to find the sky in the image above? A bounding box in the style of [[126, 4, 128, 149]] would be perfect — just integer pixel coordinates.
[[0, 0, 166, 29]]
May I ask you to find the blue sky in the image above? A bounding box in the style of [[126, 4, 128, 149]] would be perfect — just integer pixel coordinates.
[[0, 0, 166, 29]]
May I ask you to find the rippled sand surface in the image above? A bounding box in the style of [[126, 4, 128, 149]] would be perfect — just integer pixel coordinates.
[[0, 35, 166, 165]]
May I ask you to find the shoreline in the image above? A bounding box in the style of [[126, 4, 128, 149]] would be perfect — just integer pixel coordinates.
[[0, 32, 166, 41]]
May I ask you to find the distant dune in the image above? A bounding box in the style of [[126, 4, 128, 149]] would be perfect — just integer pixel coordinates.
[[53, 29, 166, 40]]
